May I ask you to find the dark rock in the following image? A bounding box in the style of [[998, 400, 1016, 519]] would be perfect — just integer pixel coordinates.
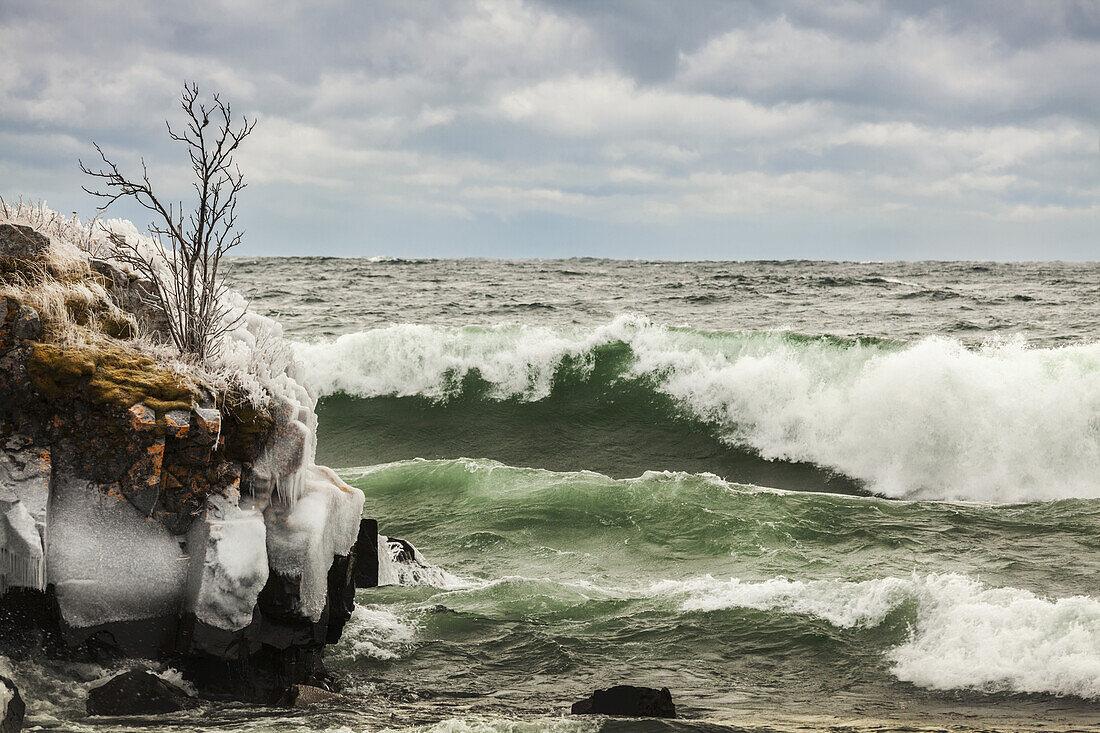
[[325, 554, 356, 644], [571, 686, 676, 718], [0, 675, 25, 733], [128, 403, 157, 432], [89, 257, 129, 285], [191, 408, 221, 446], [86, 669, 195, 716], [276, 684, 347, 708], [0, 588, 62, 658], [89, 258, 173, 340], [163, 410, 191, 439], [170, 557, 356, 703], [11, 307, 39, 342], [352, 518, 379, 588], [387, 536, 417, 564], [0, 224, 49, 263]]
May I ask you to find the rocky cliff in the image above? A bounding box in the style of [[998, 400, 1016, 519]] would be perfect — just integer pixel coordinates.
[[0, 216, 376, 703]]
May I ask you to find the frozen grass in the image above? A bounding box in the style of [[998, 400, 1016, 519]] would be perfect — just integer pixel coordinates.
[[2, 200, 332, 506]]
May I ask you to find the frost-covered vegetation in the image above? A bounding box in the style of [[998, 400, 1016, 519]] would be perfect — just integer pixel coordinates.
[[0, 199, 326, 502], [2, 199, 294, 406]]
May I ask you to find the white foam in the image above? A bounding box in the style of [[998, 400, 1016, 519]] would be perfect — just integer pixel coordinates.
[[376, 535, 471, 590], [376, 718, 601, 733], [657, 572, 1100, 698], [296, 317, 1100, 502], [328, 605, 418, 662]]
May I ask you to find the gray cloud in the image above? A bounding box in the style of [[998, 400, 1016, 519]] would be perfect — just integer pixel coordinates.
[[1, 0, 1098, 258]]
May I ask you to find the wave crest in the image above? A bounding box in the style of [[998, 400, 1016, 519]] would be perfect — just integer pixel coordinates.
[[297, 317, 1100, 502]]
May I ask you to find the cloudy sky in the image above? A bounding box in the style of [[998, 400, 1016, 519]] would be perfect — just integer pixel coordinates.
[[2, 0, 1099, 259]]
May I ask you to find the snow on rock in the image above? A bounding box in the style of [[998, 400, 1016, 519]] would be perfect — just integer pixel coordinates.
[[46, 475, 188, 628], [185, 491, 269, 631]]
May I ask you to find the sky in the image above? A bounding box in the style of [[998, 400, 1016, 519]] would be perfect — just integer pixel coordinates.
[[2, 0, 1099, 260]]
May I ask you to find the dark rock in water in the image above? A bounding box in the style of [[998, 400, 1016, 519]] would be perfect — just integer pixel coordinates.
[[325, 553, 356, 644], [0, 224, 49, 263], [571, 685, 676, 718], [352, 518, 379, 588], [388, 536, 417, 564], [0, 587, 61, 659], [86, 669, 196, 716], [276, 684, 347, 708], [1, 675, 25, 733]]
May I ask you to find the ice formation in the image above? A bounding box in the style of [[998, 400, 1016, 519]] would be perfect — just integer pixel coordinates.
[[46, 475, 189, 628], [185, 493, 269, 631], [0, 444, 50, 592], [0, 204, 365, 637]]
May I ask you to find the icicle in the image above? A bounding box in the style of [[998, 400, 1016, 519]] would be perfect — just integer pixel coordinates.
[[0, 547, 45, 592]]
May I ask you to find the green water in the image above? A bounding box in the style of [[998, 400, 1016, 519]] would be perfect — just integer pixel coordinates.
[[316, 459, 1100, 730]]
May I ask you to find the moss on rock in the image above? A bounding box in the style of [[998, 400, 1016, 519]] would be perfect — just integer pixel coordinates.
[[28, 342, 200, 415]]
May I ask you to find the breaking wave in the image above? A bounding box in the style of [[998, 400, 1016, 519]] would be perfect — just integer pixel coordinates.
[[296, 316, 1100, 502], [656, 572, 1100, 698]]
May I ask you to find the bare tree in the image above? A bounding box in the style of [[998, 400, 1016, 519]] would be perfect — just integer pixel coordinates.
[[80, 82, 256, 361]]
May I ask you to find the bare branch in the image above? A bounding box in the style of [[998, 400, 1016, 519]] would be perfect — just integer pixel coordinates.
[[80, 81, 255, 362]]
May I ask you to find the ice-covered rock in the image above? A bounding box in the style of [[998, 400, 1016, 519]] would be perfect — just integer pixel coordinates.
[[46, 475, 189, 629], [265, 466, 364, 621], [0, 223, 49, 262], [185, 492, 268, 631], [0, 206, 378, 702]]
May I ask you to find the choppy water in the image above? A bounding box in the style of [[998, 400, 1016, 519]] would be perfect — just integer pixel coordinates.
[[16, 258, 1100, 731]]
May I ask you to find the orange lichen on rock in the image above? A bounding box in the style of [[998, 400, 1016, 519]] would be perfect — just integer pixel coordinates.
[[129, 403, 157, 432]]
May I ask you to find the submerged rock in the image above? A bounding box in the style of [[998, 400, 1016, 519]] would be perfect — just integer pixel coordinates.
[[0, 675, 24, 733], [570, 685, 676, 718], [86, 669, 195, 716], [276, 683, 348, 708]]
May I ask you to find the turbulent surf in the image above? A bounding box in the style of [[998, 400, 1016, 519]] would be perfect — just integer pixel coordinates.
[[15, 257, 1100, 732]]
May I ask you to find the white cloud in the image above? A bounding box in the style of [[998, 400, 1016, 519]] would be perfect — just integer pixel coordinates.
[[2, 0, 1100, 256], [497, 73, 827, 140]]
